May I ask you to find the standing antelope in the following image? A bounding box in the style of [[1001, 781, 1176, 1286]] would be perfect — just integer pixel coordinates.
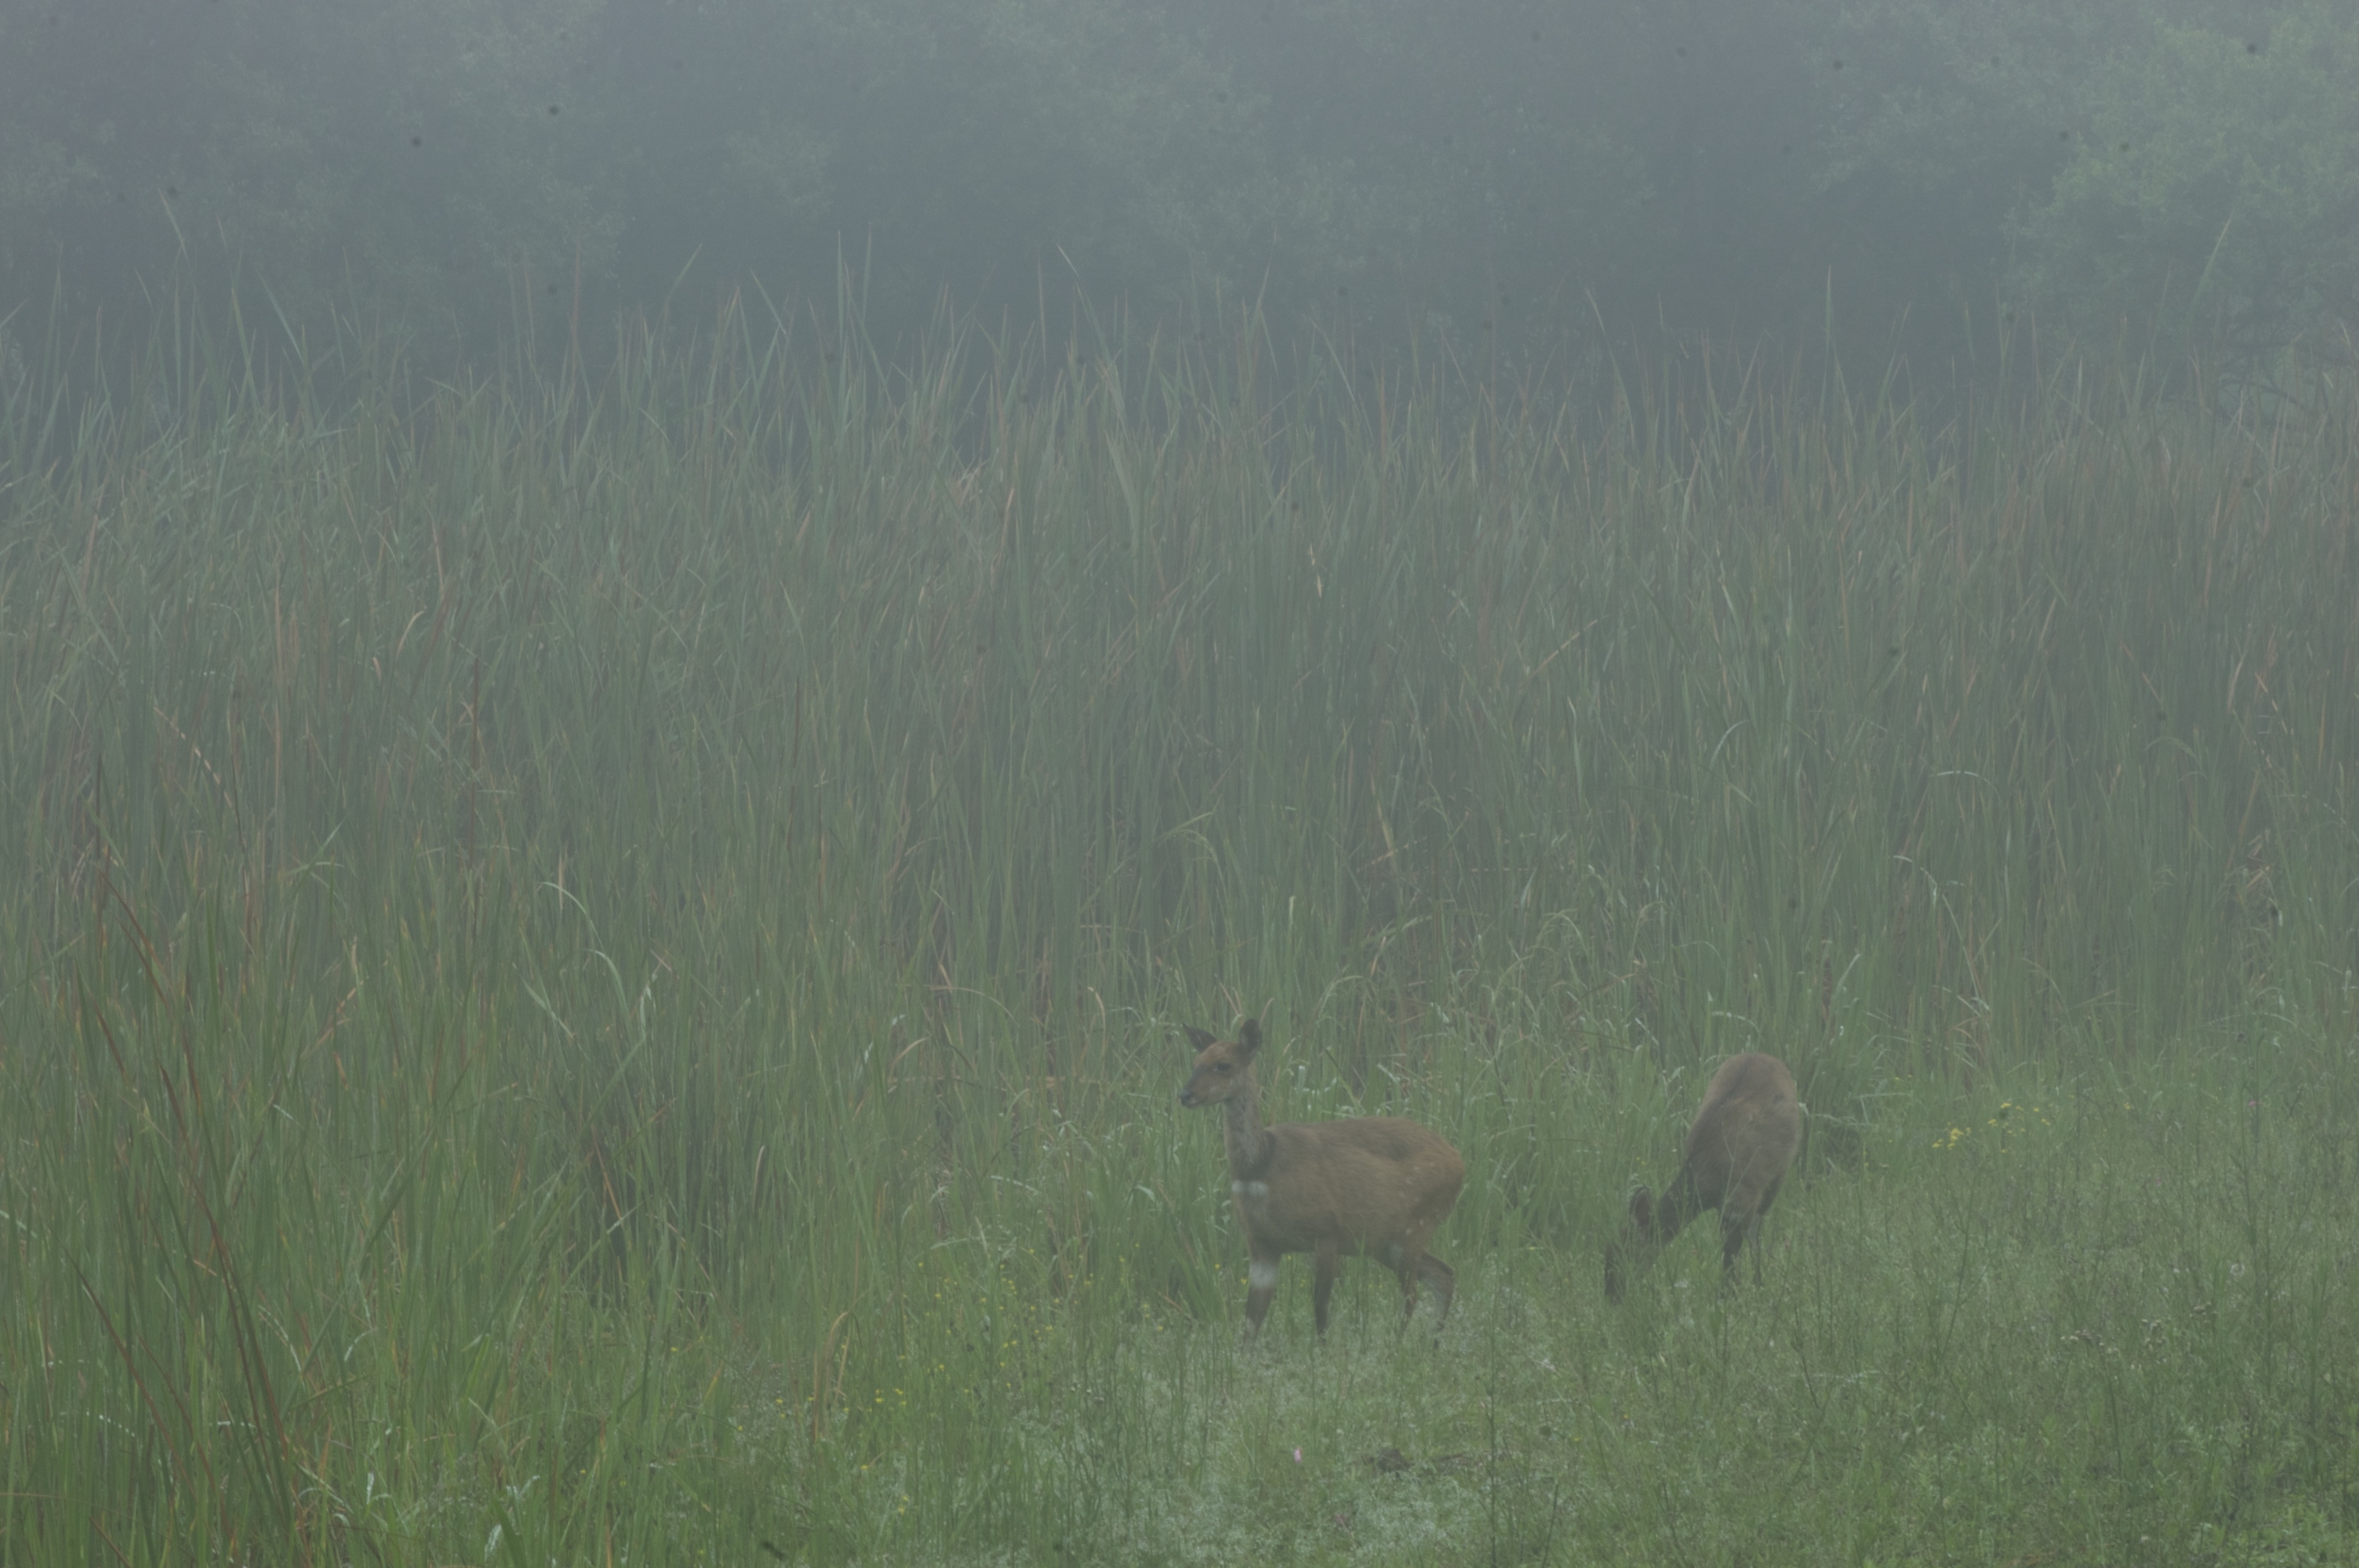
[[1605, 1052, 1803, 1302], [1178, 1020, 1466, 1341]]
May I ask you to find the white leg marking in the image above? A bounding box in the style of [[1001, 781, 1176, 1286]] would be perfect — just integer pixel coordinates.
[[1248, 1261, 1280, 1290]]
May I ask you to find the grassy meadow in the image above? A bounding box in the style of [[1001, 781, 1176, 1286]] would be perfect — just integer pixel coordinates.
[[2, 309, 2357, 1565]]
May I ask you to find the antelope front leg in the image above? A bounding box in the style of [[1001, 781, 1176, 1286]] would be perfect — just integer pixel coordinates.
[[1721, 1214, 1767, 1289], [1416, 1254, 1456, 1329], [1310, 1245, 1341, 1337], [1390, 1247, 1420, 1327], [1244, 1254, 1281, 1341]]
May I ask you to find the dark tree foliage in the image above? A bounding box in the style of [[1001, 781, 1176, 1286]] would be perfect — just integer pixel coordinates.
[[0, 0, 2350, 380]]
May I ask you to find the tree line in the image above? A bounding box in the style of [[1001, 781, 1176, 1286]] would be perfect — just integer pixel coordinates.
[[2, 0, 2352, 383]]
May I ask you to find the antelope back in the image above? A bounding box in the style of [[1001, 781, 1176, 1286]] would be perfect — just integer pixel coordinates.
[[1607, 1052, 1800, 1300], [1269, 1115, 1465, 1243], [1679, 1052, 1801, 1217], [1179, 1021, 1463, 1235]]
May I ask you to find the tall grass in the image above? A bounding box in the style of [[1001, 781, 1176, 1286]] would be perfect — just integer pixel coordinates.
[[2, 299, 2355, 1563]]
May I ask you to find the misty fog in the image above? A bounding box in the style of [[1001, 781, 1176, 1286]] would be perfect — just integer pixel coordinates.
[[7, 3, 2359, 1563], [5, 0, 2354, 381]]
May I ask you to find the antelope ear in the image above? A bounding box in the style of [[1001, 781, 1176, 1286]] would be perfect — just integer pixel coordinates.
[[1236, 1018, 1263, 1058], [1183, 1026, 1216, 1053], [1628, 1187, 1654, 1229]]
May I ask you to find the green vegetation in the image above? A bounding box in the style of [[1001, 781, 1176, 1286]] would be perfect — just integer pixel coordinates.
[[2, 304, 2357, 1564]]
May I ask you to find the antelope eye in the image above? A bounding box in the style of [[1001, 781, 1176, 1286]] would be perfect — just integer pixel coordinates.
[[1215, 1063, 1232, 1073]]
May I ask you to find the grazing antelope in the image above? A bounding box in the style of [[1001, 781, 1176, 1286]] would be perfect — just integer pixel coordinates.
[[1178, 1020, 1466, 1341], [1605, 1052, 1802, 1302]]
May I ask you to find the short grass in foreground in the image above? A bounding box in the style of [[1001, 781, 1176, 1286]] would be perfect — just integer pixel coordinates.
[[722, 1037, 2359, 1566]]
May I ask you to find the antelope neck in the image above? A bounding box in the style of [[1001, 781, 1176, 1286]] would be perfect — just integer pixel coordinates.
[[1221, 1074, 1275, 1181]]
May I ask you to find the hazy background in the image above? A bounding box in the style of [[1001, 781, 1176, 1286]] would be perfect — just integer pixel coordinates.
[[10, 3, 2359, 1561], [5, 0, 2355, 384]]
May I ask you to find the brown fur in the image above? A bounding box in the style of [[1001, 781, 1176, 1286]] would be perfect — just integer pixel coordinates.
[[1605, 1052, 1802, 1302], [1178, 1021, 1466, 1341]]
